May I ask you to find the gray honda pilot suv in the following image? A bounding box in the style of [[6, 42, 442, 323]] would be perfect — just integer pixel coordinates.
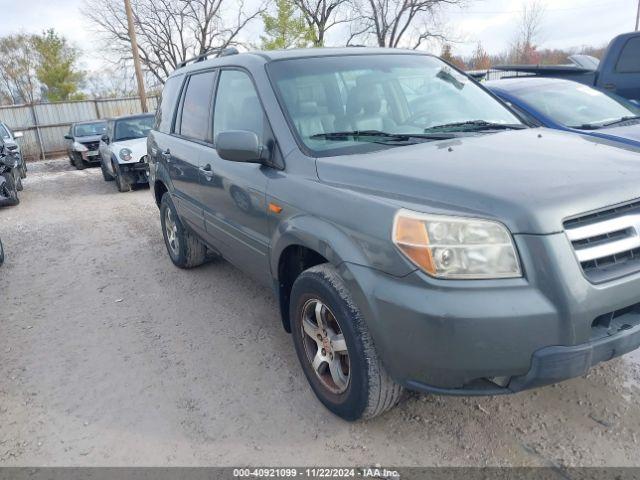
[[148, 47, 640, 421]]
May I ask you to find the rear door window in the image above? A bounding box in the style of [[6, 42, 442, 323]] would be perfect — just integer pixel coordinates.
[[616, 37, 640, 73], [178, 71, 217, 141]]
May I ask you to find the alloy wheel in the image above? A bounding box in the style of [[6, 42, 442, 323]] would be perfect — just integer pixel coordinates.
[[300, 298, 350, 394], [164, 208, 179, 256]]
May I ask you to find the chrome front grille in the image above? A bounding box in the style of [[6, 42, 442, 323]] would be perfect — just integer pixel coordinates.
[[565, 200, 640, 283]]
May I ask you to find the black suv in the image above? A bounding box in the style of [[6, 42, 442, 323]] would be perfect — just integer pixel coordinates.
[[148, 47, 640, 421]]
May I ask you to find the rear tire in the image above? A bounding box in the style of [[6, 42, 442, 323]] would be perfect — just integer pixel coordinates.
[[160, 192, 207, 268], [290, 264, 403, 421]]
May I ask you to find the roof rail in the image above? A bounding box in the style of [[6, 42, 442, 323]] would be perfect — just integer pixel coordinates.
[[177, 47, 239, 69]]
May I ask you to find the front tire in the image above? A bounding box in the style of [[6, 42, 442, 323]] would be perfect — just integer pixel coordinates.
[[290, 264, 403, 421], [101, 160, 114, 181], [15, 174, 23, 192], [160, 193, 207, 268], [73, 153, 85, 170], [114, 162, 131, 192], [1, 173, 19, 206]]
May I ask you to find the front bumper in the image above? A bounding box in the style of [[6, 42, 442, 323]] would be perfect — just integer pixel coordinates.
[[118, 160, 149, 184], [83, 151, 101, 163], [340, 232, 640, 393]]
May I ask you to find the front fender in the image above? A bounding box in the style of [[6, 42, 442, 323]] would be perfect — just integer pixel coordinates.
[[269, 214, 377, 280]]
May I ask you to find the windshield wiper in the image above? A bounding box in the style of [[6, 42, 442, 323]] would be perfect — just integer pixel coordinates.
[[571, 115, 640, 130], [115, 136, 141, 142], [602, 115, 640, 127], [571, 123, 603, 130], [424, 120, 527, 133], [309, 130, 455, 142]]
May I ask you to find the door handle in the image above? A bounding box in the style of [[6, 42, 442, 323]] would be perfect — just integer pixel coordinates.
[[161, 149, 171, 162], [199, 164, 214, 179]]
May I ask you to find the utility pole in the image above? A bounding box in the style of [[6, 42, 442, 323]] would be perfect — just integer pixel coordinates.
[[636, 0, 640, 31], [124, 0, 148, 112]]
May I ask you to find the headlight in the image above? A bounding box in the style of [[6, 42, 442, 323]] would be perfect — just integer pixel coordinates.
[[119, 148, 132, 161], [72, 141, 87, 152], [392, 209, 521, 279]]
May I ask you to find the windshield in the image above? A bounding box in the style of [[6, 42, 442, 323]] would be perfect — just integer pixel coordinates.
[[74, 122, 107, 137], [268, 54, 521, 155], [113, 115, 154, 142], [514, 82, 640, 128]]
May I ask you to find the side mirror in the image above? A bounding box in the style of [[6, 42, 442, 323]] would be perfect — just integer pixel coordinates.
[[13, 131, 23, 139], [64, 134, 73, 140], [215, 130, 265, 163], [101, 134, 110, 144]]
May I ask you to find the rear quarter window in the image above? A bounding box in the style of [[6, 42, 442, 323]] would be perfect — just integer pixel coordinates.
[[155, 75, 184, 133], [616, 37, 640, 73]]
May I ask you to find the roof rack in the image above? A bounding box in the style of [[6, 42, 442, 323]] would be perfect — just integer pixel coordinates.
[[177, 47, 239, 69]]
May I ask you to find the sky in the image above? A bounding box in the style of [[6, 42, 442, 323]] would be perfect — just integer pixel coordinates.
[[0, 0, 637, 72]]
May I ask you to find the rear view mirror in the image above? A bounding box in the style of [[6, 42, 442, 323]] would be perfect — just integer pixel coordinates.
[[215, 130, 265, 163], [13, 131, 23, 139]]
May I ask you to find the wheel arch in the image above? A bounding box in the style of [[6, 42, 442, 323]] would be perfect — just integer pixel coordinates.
[[272, 215, 371, 332], [152, 162, 174, 208]]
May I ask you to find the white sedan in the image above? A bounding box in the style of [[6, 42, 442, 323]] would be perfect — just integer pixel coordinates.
[[98, 114, 154, 192]]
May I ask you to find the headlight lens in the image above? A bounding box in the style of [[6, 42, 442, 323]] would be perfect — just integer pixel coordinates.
[[72, 141, 87, 152], [392, 210, 521, 279], [119, 148, 132, 161]]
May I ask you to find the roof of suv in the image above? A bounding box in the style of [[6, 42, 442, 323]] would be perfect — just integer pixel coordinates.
[[250, 47, 431, 61], [172, 47, 434, 76]]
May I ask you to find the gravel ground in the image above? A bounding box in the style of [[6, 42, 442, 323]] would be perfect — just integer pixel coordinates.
[[0, 158, 639, 467]]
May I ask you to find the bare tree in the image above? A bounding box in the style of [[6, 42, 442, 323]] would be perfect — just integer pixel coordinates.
[[0, 34, 40, 104], [348, 0, 462, 49], [86, 68, 138, 99], [292, 0, 351, 46], [83, 0, 265, 84], [508, 0, 545, 63], [469, 41, 490, 70]]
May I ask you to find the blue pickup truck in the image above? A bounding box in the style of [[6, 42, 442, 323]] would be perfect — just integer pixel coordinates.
[[494, 32, 640, 103]]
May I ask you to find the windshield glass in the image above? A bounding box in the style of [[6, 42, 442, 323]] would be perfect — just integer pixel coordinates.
[[113, 115, 154, 142], [515, 82, 640, 127], [74, 122, 107, 137], [268, 54, 521, 155]]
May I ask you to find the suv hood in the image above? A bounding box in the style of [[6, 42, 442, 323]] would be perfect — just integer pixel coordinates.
[[316, 128, 640, 234], [75, 134, 103, 143]]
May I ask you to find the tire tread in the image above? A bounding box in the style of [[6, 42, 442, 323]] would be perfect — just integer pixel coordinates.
[[298, 264, 403, 420]]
